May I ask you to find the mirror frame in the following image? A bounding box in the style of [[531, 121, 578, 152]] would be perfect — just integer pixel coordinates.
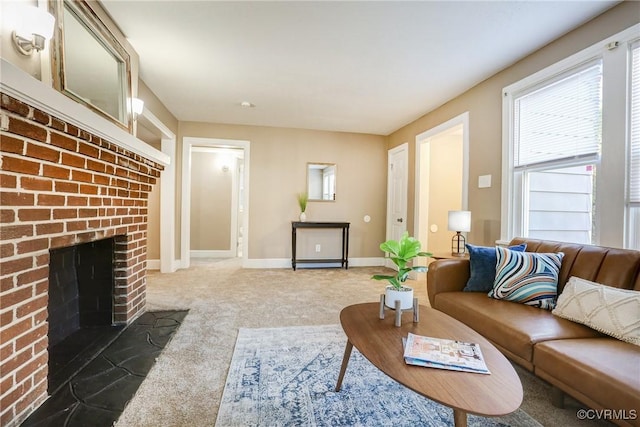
[[49, 0, 133, 133], [307, 162, 337, 202]]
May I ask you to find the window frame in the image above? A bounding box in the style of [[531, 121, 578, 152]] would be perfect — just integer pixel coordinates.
[[501, 24, 640, 248], [626, 40, 640, 249]]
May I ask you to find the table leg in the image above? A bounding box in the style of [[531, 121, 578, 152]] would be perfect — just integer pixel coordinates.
[[291, 226, 297, 270], [335, 340, 353, 392], [341, 227, 346, 268], [453, 409, 467, 427], [344, 225, 349, 269]]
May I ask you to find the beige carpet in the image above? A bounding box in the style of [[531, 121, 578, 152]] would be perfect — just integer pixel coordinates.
[[114, 258, 607, 427]]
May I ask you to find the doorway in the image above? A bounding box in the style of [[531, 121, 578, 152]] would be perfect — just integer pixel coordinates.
[[181, 137, 250, 269], [415, 113, 469, 257], [136, 109, 177, 273]]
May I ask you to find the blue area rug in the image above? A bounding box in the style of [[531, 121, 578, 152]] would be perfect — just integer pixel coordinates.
[[216, 324, 541, 427]]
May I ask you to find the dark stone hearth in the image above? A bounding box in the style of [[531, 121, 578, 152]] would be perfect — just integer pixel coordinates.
[[21, 310, 188, 427], [48, 326, 125, 395]]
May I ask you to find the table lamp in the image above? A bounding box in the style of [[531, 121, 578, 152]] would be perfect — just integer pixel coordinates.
[[448, 210, 471, 256]]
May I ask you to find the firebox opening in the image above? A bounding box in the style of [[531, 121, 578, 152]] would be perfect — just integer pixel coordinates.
[[47, 237, 124, 393]]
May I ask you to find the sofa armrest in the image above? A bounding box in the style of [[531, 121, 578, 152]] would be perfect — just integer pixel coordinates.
[[426, 258, 470, 307]]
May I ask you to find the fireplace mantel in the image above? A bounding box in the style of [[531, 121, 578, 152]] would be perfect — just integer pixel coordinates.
[[0, 59, 169, 167]]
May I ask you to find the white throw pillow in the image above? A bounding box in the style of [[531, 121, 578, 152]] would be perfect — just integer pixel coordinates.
[[553, 276, 640, 346]]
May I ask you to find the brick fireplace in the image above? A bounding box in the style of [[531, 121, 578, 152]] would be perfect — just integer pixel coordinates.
[[0, 90, 164, 426]]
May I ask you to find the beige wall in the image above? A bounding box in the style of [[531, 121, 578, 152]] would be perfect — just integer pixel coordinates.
[[387, 2, 638, 246], [179, 122, 387, 260], [137, 80, 179, 135]]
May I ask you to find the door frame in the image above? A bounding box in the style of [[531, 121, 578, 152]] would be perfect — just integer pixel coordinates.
[[138, 108, 177, 273], [414, 112, 470, 253], [181, 137, 250, 268]]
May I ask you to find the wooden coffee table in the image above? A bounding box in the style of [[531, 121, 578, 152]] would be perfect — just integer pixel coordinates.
[[335, 303, 523, 427]]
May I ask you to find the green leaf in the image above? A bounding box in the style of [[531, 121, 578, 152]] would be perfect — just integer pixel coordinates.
[[380, 240, 400, 256], [296, 192, 308, 212], [373, 232, 431, 290]]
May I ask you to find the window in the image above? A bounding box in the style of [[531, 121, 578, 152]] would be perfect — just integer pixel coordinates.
[[628, 41, 640, 249], [502, 25, 640, 248], [512, 61, 602, 244]]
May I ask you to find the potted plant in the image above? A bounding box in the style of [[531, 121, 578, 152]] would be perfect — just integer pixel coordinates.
[[372, 232, 431, 310], [297, 192, 308, 222]]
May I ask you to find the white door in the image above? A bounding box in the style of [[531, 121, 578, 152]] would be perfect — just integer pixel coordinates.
[[386, 144, 408, 267]]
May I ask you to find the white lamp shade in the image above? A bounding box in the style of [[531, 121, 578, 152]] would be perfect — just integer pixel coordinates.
[[131, 98, 144, 115], [448, 210, 471, 232], [15, 5, 55, 40]]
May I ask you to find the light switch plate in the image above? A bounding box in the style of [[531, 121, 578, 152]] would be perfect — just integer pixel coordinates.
[[478, 174, 492, 188]]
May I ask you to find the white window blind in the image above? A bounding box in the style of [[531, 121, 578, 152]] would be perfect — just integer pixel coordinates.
[[630, 42, 640, 204], [514, 61, 603, 168]]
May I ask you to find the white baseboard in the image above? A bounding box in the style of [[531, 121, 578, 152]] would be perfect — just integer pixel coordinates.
[[242, 257, 386, 269]]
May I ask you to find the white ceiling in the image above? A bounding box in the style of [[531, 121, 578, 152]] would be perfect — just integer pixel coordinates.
[[101, 1, 619, 136]]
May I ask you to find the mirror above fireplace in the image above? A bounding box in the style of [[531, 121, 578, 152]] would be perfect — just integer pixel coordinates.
[[50, 0, 133, 132]]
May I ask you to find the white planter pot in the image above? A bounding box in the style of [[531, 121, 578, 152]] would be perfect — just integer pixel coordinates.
[[299, 212, 306, 222], [385, 286, 414, 310]]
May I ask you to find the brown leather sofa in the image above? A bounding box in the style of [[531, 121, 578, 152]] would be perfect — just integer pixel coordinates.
[[427, 238, 640, 427]]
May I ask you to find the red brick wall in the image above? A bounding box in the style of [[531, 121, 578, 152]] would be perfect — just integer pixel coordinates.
[[0, 93, 163, 426]]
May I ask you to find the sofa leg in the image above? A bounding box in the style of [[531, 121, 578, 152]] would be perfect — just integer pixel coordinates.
[[551, 386, 565, 408]]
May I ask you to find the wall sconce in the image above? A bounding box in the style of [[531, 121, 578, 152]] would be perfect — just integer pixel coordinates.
[[448, 210, 471, 256], [12, 5, 55, 55]]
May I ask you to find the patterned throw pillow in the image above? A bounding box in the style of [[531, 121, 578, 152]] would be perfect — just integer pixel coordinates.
[[463, 243, 527, 292], [489, 247, 564, 310], [553, 276, 640, 346]]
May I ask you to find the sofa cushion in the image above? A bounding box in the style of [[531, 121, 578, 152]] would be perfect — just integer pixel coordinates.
[[553, 276, 640, 346], [463, 243, 527, 292], [489, 247, 563, 310], [434, 292, 601, 364], [534, 338, 640, 422]]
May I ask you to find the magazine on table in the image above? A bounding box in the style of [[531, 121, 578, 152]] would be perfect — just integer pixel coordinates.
[[402, 333, 490, 374]]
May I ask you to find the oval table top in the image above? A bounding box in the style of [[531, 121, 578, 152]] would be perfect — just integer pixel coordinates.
[[339, 302, 523, 418]]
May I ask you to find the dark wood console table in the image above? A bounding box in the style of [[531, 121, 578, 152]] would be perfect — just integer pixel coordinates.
[[291, 221, 350, 270]]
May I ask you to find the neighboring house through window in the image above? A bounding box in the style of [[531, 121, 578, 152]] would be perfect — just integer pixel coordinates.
[[502, 24, 640, 249]]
